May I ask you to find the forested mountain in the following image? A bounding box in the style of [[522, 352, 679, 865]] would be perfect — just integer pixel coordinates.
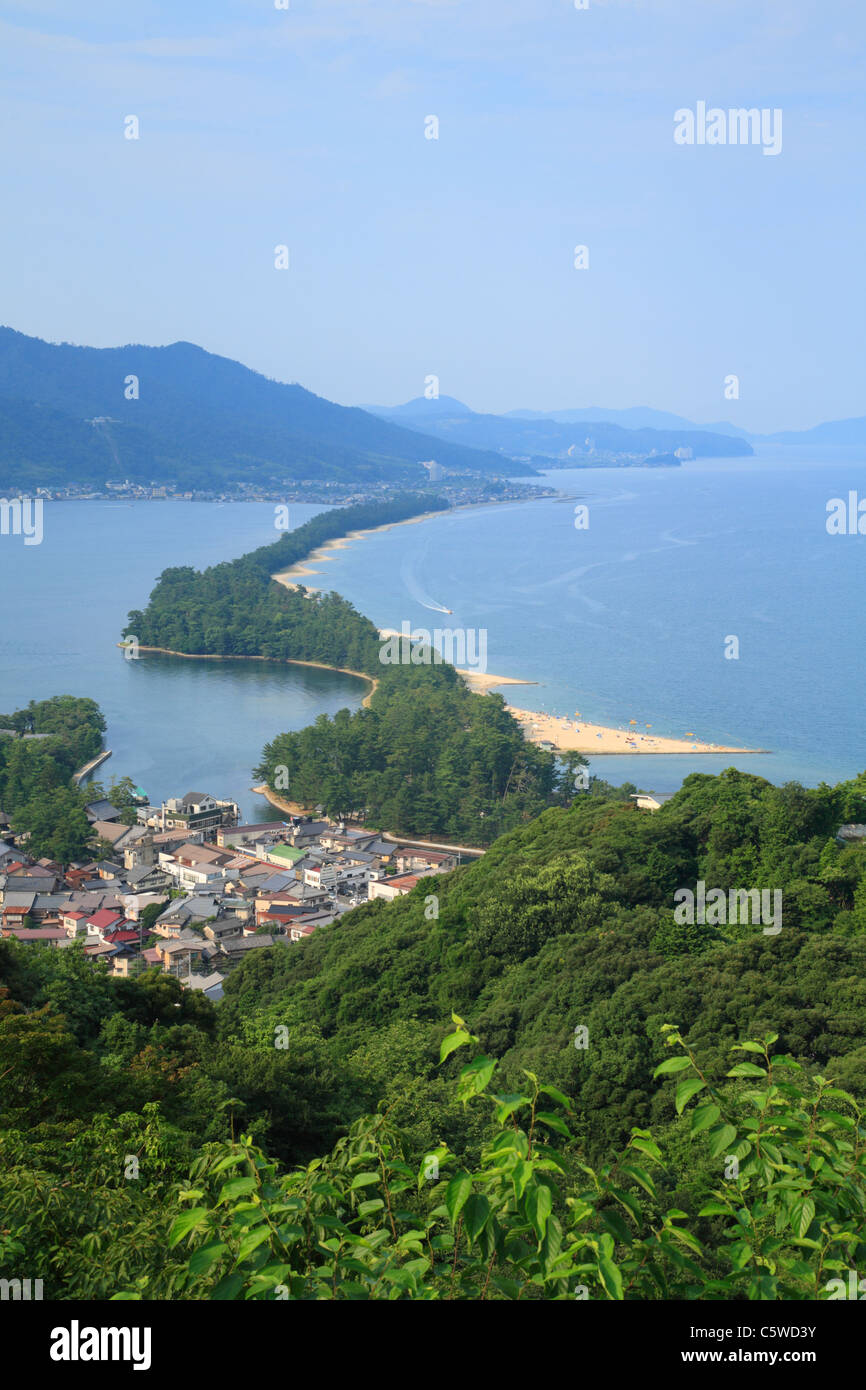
[[2, 766, 866, 1299], [0, 328, 533, 490]]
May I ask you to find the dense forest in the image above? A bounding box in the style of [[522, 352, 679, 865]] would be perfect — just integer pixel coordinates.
[[2, 767, 866, 1298], [0, 696, 106, 862], [255, 663, 576, 841], [124, 493, 447, 671]]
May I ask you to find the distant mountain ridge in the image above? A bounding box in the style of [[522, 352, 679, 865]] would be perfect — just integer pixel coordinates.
[[503, 404, 752, 439], [368, 396, 866, 451], [365, 396, 753, 460], [760, 417, 866, 446], [0, 329, 532, 490]]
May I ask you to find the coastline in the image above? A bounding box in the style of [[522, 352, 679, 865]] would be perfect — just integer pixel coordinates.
[[502, 706, 768, 756], [252, 783, 315, 816], [252, 782, 487, 855], [118, 644, 378, 709], [373, 633, 765, 756], [272, 508, 453, 593], [125, 499, 766, 762]]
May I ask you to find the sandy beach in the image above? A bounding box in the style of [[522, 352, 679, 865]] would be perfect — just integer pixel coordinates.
[[252, 784, 316, 816], [273, 510, 449, 593], [502, 706, 767, 756], [374, 632, 764, 755]]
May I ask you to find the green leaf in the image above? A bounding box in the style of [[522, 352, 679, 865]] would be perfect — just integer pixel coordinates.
[[536, 1111, 571, 1138], [726, 1063, 767, 1077], [492, 1092, 529, 1122], [598, 1255, 623, 1300], [211, 1272, 245, 1301], [439, 1029, 472, 1064], [791, 1197, 816, 1238], [462, 1193, 491, 1243], [600, 1209, 633, 1246], [698, 1201, 732, 1216], [629, 1136, 662, 1162], [512, 1159, 533, 1200], [357, 1199, 385, 1217], [217, 1177, 257, 1205], [690, 1102, 721, 1134], [708, 1124, 738, 1158], [538, 1083, 573, 1112], [456, 1055, 496, 1099], [675, 1078, 707, 1114], [168, 1208, 209, 1248], [618, 1163, 658, 1200], [525, 1183, 553, 1241], [445, 1172, 473, 1227], [235, 1227, 272, 1264], [653, 1056, 693, 1077], [188, 1242, 228, 1277], [350, 1172, 381, 1190]]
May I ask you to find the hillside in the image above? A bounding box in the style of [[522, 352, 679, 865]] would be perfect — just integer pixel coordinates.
[[2, 765, 866, 1299], [0, 328, 534, 490], [219, 767, 866, 1162]]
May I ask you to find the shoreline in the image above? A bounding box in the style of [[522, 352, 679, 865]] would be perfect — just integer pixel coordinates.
[[252, 783, 487, 855], [499, 704, 767, 756], [252, 783, 316, 816], [125, 497, 766, 760], [373, 633, 764, 756], [118, 644, 378, 708], [272, 508, 454, 593]]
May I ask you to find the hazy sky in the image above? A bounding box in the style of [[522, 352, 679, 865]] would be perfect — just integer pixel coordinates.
[[1, 0, 863, 431]]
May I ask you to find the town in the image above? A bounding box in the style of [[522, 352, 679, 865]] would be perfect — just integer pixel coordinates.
[[0, 790, 462, 1002]]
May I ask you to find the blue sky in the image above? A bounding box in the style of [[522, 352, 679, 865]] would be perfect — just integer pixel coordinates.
[[0, 0, 862, 431]]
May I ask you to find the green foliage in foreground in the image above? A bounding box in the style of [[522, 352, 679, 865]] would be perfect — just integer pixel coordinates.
[[100, 1020, 864, 1301], [3, 767, 866, 1299]]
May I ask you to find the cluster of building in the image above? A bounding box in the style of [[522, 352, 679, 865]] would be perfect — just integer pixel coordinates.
[[30, 478, 550, 506], [0, 791, 457, 1003]]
